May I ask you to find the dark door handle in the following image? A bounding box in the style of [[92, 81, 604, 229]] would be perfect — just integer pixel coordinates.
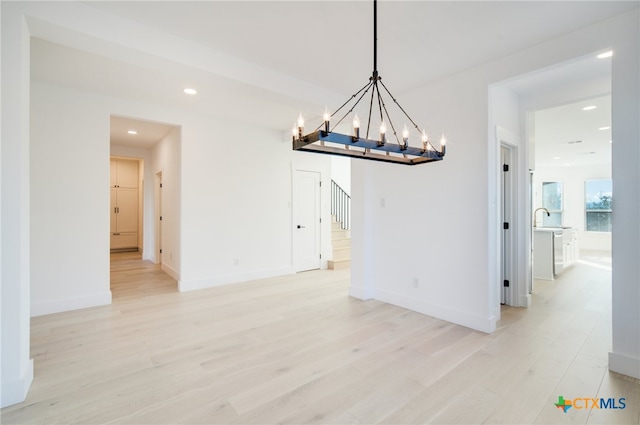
[[297, 225, 306, 229]]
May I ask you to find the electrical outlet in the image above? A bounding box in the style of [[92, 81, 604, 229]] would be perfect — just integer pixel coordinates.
[[380, 198, 386, 208], [234, 258, 239, 266], [412, 278, 419, 288]]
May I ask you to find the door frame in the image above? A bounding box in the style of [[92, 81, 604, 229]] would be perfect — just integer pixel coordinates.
[[155, 171, 163, 265], [292, 169, 322, 272], [500, 144, 514, 305], [496, 126, 530, 307]]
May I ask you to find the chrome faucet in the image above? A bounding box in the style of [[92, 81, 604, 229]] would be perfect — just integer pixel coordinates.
[[533, 207, 550, 228]]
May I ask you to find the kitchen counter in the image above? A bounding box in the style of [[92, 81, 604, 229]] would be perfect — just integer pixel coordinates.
[[533, 227, 579, 280]]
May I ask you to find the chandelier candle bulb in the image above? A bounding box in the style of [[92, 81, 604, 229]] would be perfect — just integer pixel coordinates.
[[421, 130, 429, 151], [402, 126, 409, 149], [323, 109, 330, 133], [297, 114, 304, 140], [353, 115, 360, 140], [379, 122, 387, 146], [440, 134, 447, 155]]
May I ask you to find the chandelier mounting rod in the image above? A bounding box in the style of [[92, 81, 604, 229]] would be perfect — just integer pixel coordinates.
[[373, 0, 378, 78]]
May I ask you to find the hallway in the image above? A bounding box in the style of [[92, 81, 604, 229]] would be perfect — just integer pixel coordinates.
[[110, 251, 177, 300]]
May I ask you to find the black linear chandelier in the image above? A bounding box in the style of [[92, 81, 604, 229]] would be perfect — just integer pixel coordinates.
[[292, 0, 446, 166]]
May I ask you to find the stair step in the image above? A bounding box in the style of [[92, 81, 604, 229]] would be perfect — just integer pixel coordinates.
[[332, 246, 351, 261], [328, 259, 350, 270], [332, 238, 351, 249], [332, 229, 350, 239], [331, 221, 346, 231]]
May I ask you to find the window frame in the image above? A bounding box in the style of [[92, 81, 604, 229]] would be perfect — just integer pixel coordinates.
[[541, 181, 564, 228], [585, 179, 612, 233]]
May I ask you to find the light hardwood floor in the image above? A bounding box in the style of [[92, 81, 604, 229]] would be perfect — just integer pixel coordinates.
[[2, 251, 638, 424]]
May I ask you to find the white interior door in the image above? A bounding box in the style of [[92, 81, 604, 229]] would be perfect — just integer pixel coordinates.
[[293, 170, 321, 272]]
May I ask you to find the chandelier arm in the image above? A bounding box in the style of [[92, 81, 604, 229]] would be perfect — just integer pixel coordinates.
[[378, 79, 439, 151], [314, 80, 375, 132], [365, 82, 377, 139], [375, 83, 385, 125], [330, 82, 375, 131], [378, 89, 401, 145], [331, 80, 375, 120]]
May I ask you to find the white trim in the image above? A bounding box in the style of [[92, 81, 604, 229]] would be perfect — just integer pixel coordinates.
[[378, 289, 497, 334], [348, 284, 372, 300], [496, 126, 530, 308], [31, 292, 112, 317], [161, 262, 180, 281], [178, 267, 296, 292], [609, 352, 640, 380], [0, 359, 33, 408]]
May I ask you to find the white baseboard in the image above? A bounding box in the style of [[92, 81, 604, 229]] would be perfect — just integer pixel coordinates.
[[609, 351, 640, 379], [161, 263, 180, 281], [377, 289, 497, 334], [178, 267, 296, 292], [1, 359, 33, 408], [348, 284, 373, 300], [31, 292, 112, 317]]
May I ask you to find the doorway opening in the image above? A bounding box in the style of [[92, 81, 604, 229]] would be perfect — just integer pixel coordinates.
[[109, 115, 180, 295], [493, 52, 612, 310], [530, 96, 612, 295]]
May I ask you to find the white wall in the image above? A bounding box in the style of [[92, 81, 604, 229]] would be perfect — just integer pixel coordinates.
[[534, 163, 612, 251], [351, 8, 639, 346], [1, 2, 33, 408], [151, 127, 181, 279], [29, 78, 332, 303], [30, 82, 112, 316], [609, 9, 640, 379], [330, 156, 351, 195]]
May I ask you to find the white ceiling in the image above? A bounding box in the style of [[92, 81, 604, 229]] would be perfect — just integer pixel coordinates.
[[534, 95, 612, 168], [110, 116, 176, 149], [28, 1, 637, 154]]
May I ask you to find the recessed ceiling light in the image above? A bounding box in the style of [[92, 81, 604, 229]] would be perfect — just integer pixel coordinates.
[[582, 105, 597, 111], [597, 51, 613, 59], [599, 126, 611, 131], [609, 140, 613, 144], [127, 130, 137, 135], [183, 88, 197, 95], [553, 156, 561, 160]]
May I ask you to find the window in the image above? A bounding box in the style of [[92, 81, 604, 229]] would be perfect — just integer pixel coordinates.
[[585, 179, 612, 232], [542, 181, 563, 227]]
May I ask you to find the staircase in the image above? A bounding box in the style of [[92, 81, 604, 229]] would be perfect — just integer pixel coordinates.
[[328, 180, 351, 270], [328, 217, 351, 270]]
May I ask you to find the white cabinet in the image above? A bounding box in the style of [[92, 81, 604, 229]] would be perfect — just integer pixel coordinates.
[[534, 227, 579, 281], [110, 158, 139, 251], [533, 229, 556, 280], [562, 228, 579, 269]]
